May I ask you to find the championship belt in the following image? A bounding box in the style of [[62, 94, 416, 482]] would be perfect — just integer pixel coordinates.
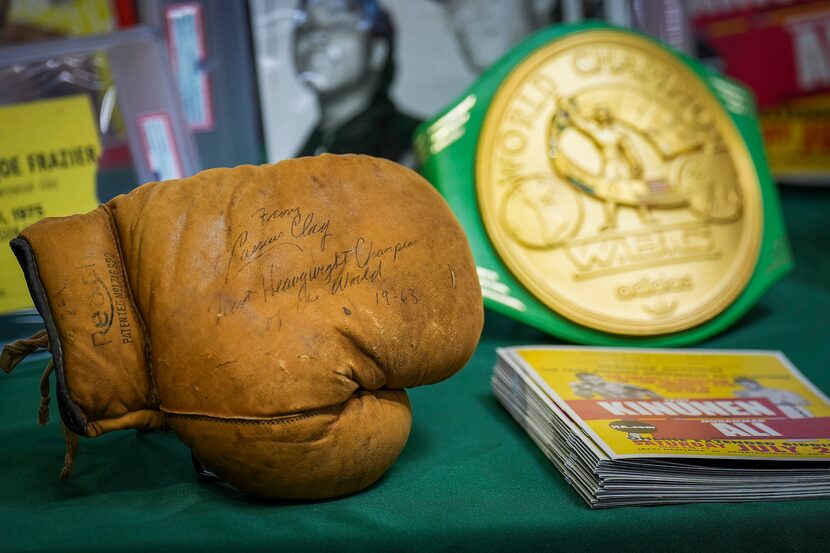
[[415, 23, 792, 346]]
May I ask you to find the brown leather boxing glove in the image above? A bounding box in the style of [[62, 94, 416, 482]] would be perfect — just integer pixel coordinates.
[[1, 154, 483, 499]]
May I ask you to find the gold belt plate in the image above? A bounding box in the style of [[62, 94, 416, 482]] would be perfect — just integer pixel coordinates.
[[476, 30, 762, 335]]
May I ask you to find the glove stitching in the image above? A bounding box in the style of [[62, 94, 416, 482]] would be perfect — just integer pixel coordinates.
[[101, 204, 158, 409], [164, 408, 335, 425]]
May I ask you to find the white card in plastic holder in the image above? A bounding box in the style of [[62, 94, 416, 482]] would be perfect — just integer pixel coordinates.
[[138, 112, 184, 181], [166, 3, 214, 131]]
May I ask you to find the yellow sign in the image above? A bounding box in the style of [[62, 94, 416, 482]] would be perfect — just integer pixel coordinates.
[[512, 347, 830, 459], [477, 30, 762, 335], [0, 95, 100, 314], [762, 91, 830, 181]]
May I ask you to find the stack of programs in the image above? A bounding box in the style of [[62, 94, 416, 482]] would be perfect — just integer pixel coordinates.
[[493, 347, 830, 508]]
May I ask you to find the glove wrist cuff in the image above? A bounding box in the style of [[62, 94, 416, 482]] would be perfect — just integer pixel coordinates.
[[13, 206, 160, 436]]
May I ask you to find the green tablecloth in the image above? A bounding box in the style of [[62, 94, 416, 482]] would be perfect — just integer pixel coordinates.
[[1, 186, 829, 552]]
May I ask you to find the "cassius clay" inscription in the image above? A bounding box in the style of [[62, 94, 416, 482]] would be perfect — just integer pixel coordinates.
[[225, 206, 332, 283]]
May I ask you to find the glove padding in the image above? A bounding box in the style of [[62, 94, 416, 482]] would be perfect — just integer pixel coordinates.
[[6, 154, 483, 499]]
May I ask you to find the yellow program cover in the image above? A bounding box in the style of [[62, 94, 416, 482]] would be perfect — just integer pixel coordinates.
[[0, 95, 101, 314], [508, 347, 830, 460]]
